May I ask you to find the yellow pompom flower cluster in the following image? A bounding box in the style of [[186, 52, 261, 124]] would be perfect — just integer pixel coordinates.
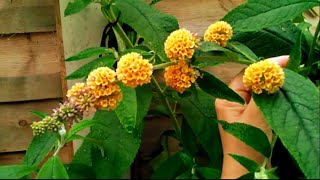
[[164, 61, 200, 93], [243, 59, 285, 94], [67, 82, 96, 113], [204, 21, 233, 47], [116, 52, 153, 88], [31, 116, 63, 136], [87, 67, 122, 111], [164, 28, 200, 62]]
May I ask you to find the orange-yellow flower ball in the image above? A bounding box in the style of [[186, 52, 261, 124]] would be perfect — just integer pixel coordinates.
[[86, 67, 122, 110], [164, 28, 200, 62], [204, 21, 233, 47], [67, 82, 96, 113], [164, 61, 200, 93], [243, 59, 285, 94], [116, 52, 153, 88]]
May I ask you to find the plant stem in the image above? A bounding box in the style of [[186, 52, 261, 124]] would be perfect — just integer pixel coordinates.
[[53, 134, 65, 156], [151, 76, 181, 138], [101, 6, 134, 49], [153, 62, 176, 70], [262, 134, 278, 168], [307, 19, 320, 68]]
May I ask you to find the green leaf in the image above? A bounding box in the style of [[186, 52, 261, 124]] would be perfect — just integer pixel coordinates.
[[115, 84, 137, 133], [135, 84, 153, 133], [222, 0, 320, 32], [30, 111, 48, 119], [181, 117, 198, 156], [65, 47, 110, 61], [227, 42, 259, 61], [66, 55, 116, 80], [65, 163, 96, 179], [36, 156, 69, 179], [218, 120, 271, 158], [232, 21, 308, 58], [64, 0, 92, 17], [151, 151, 193, 179], [287, 32, 302, 72], [71, 139, 93, 166], [150, 0, 162, 5], [238, 172, 255, 179], [175, 171, 192, 179], [196, 167, 221, 179], [73, 110, 141, 178], [196, 70, 245, 105], [178, 88, 223, 170], [114, 0, 179, 62], [198, 41, 227, 52], [115, 84, 152, 134], [23, 132, 58, 167], [64, 119, 106, 142], [253, 69, 320, 178], [0, 165, 36, 179], [229, 154, 260, 172]]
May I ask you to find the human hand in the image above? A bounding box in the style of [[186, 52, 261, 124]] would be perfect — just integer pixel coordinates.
[[215, 55, 289, 179]]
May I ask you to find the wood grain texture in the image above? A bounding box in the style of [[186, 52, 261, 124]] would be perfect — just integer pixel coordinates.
[[153, 0, 242, 35], [0, 0, 55, 34], [0, 99, 62, 153], [0, 32, 63, 102], [0, 152, 25, 165], [54, 0, 68, 102], [0, 146, 73, 166]]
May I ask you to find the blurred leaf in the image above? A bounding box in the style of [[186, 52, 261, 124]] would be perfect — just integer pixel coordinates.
[[287, 32, 302, 72], [231, 21, 308, 59], [196, 167, 221, 179], [65, 163, 96, 179], [238, 172, 255, 179], [65, 134, 104, 157], [151, 151, 193, 179], [23, 133, 58, 167], [30, 111, 48, 119], [218, 120, 271, 158], [253, 69, 320, 178], [65, 119, 106, 142], [198, 41, 226, 52], [181, 117, 198, 156], [150, 0, 162, 5], [73, 110, 141, 179], [116, 84, 137, 133], [179, 88, 223, 170], [64, 0, 92, 17], [229, 154, 260, 172], [114, 0, 179, 62], [197, 70, 245, 105], [65, 47, 110, 61], [36, 156, 69, 179], [175, 171, 192, 179], [222, 0, 319, 32], [115, 84, 152, 134], [227, 42, 259, 61], [66, 55, 116, 80], [0, 165, 36, 179], [135, 84, 153, 134]]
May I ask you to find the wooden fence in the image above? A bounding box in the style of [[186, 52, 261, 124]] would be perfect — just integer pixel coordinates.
[[0, 0, 72, 165]]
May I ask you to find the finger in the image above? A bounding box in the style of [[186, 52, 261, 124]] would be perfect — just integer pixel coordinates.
[[228, 68, 251, 104], [267, 55, 289, 68], [215, 98, 245, 122]]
